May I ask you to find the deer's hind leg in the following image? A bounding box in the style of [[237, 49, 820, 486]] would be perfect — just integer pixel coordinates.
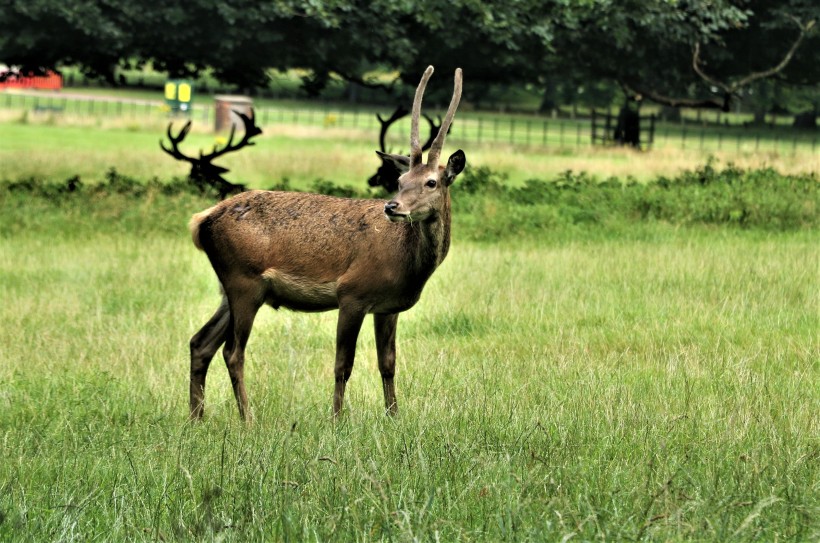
[[222, 280, 264, 422], [189, 295, 231, 420]]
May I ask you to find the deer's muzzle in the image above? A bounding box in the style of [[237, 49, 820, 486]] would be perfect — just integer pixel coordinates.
[[384, 201, 408, 222]]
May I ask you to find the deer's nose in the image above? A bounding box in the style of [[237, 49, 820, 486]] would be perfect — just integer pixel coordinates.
[[384, 201, 399, 215]]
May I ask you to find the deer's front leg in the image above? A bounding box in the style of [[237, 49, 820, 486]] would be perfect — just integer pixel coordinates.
[[333, 304, 366, 416], [374, 313, 399, 416]]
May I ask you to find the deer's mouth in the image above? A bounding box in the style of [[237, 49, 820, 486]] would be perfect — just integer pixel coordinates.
[[384, 210, 411, 222], [384, 201, 409, 222]]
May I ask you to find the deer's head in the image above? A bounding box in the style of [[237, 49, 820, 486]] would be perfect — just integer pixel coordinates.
[[383, 66, 465, 223]]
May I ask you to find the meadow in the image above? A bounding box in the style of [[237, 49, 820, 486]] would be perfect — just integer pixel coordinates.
[[0, 112, 818, 541], [0, 96, 817, 188]]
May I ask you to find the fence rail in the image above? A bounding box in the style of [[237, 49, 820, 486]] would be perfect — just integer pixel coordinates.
[[2, 91, 817, 156]]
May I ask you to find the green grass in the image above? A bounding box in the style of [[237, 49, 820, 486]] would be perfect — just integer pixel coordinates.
[[0, 184, 817, 540], [0, 114, 817, 191]]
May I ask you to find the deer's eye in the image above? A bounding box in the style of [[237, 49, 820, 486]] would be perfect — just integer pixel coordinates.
[[425, 179, 437, 189]]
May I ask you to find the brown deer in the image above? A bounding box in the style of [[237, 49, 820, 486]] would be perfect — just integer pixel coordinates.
[[188, 66, 465, 420], [161, 110, 263, 199], [368, 105, 446, 193]]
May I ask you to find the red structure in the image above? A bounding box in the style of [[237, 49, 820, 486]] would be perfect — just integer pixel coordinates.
[[0, 70, 62, 90]]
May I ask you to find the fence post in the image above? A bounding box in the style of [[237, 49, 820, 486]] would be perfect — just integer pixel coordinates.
[[509, 118, 515, 144], [477, 117, 483, 144], [591, 110, 596, 145], [543, 120, 548, 146]]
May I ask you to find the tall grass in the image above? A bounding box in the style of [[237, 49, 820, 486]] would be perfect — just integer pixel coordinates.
[[0, 175, 817, 540]]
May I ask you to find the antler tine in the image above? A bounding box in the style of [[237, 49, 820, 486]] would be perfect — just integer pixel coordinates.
[[427, 68, 462, 167], [410, 66, 434, 168], [159, 120, 195, 163], [202, 109, 260, 161]]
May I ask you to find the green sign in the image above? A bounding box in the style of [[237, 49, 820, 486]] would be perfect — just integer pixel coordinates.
[[164, 79, 194, 112]]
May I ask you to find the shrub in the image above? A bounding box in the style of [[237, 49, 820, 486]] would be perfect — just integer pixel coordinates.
[[1, 163, 816, 242]]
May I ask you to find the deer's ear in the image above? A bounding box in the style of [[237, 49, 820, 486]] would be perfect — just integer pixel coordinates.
[[443, 150, 466, 186], [376, 151, 411, 174]]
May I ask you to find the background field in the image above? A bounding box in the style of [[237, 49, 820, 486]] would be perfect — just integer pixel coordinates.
[[0, 92, 818, 540], [1, 90, 817, 188]]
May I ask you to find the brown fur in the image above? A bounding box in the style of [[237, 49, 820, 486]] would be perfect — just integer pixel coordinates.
[[188, 67, 465, 420]]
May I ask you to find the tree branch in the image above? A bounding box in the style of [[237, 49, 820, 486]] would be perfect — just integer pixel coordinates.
[[331, 68, 402, 93], [692, 42, 730, 94], [730, 16, 815, 91], [619, 80, 730, 111], [693, 15, 815, 99]]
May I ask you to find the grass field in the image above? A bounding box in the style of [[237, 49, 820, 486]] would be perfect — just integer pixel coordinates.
[[2, 85, 818, 190], [0, 100, 817, 540], [0, 178, 817, 540], [0, 114, 817, 191]]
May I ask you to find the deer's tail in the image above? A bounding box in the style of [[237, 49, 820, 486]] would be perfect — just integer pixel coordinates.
[[189, 205, 218, 251]]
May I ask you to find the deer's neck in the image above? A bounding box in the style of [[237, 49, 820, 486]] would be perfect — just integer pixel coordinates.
[[406, 195, 451, 275]]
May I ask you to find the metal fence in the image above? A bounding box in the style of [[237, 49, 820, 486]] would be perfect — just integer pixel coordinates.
[[2, 91, 817, 156]]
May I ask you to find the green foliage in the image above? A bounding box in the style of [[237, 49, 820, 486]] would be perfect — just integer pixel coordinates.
[[310, 178, 364, 199], [452, 162, 818, 241], [1, 164, 816, 244], [1, 0, 816, 110]]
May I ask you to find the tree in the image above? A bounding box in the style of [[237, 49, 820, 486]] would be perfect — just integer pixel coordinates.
[[0, 0, 129, 82], [1, 0, 815, 114], [548, 0, 818, 112]]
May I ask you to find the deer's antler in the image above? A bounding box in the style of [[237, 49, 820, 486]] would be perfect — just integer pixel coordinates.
[[410, 66, 435, 168], [160, 120, 196, 164], [160, 109, 262, 199], [376, 105, 409, 153], [426, 68, 462, 167], [421, 113, 444, 152], [201, 111, 263, 162]]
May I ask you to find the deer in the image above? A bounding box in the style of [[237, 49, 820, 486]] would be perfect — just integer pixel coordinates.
[[367, 105, 446, 193], [161, 110, 263, 199], [188, 66, 465, 421]]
